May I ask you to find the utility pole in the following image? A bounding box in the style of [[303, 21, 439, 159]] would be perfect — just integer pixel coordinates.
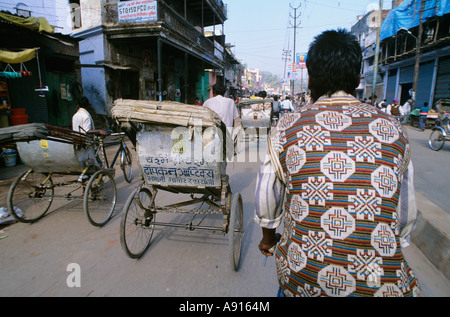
[[412, 0, 426, 106], [289, 2, 302, 97], [372, 0, 383, 103], [282, 49, 292, 95]]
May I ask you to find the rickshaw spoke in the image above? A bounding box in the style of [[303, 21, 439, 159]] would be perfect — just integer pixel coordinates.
[[84, 170, 117, 227], [7, 170, 54, 223], [120, 187, 155, 259]]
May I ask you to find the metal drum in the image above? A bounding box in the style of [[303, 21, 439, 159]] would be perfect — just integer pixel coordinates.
[[16, 139, 86, 174]]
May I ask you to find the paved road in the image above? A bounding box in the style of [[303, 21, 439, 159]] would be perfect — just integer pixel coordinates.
[[0, 131, 448, 297], [406, 126, 450, 215], [0, 139, 279, 297]]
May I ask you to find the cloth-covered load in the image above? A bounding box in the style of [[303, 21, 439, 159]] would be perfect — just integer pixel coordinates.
[[111, 99, 223, 128], [0, 123, 91, 146], [111, 99, 235, 161], [0, 123, 49, 144]]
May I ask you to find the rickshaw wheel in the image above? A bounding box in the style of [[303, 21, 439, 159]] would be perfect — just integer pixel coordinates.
[[228, 192, 244, 271], [84, 170, 117, 227], [7, 170, 54, 223], [120, 187, 155, 259], [429, 129, 445, 151], [120, 145, 133, 183]]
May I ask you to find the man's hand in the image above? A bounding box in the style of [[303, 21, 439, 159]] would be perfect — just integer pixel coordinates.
[[258, 228, 281, 257]]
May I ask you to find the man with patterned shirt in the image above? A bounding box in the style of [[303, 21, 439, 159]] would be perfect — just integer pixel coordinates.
[[254, 29, 420, 297]]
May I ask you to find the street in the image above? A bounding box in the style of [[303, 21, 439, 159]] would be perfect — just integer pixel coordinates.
[[0, 126, 449, 297], [407, 126, 450, 214], [0, 137, 279, 297]]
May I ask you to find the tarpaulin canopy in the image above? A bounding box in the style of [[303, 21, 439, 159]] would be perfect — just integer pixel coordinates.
[[0, 12, 55, 34], [0, 48, 36, 64], [380, 0, 450, 41]]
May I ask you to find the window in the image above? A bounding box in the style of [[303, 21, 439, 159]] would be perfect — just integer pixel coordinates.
[[15, 3, 31, 17], [69, 0, 82, 29]]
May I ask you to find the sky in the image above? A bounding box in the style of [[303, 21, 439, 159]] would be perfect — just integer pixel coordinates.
[[222, 0, 393, 78]]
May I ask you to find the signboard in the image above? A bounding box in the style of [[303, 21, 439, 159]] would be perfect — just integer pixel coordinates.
[[288, 71, 298, 80], [137, 128, 222, 188], [296, 53, 307, 69], [118, 0, 158, 23]]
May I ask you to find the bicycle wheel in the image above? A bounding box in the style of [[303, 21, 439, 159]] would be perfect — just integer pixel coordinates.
[[228, 193, 244, 271], [7, 170, 54, 223], [84, 170, 116, 227], [429, 129, 445, 151], [120, 145, 133, 183], [120, 187, 155, 259]]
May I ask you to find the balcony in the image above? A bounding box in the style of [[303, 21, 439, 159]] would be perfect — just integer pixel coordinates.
[[105, 0, 227, 26], [103, 0, 225, 67]]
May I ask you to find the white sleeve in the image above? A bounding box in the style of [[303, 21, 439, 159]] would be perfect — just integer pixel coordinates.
[[254, 153, 286, 229], [397, 160, 418, 248]]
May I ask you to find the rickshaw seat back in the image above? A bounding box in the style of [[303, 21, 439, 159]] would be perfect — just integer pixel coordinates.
[[16, 125, 96, 175], [137, 124, 224, 189], [17, 139, 87, 174], [111, 99, 231, 190]]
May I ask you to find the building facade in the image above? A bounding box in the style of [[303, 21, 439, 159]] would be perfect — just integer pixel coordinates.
[[0, 11, 80, 128], [351, 9, 390, 101], [72, 0, 233, 115], [379, 0, 450, 108]]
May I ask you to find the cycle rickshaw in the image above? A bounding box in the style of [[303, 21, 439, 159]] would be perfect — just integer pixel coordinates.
[[238, 98, 273, 130], [6, 124, 133, 227], [112, 99, 244, 271], [429, 99, 450, 151]]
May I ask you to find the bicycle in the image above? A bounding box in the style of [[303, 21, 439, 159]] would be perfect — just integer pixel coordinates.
[[93, 131, 133, 183]]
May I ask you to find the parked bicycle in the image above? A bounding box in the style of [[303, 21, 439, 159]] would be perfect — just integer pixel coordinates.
[[95, 131, 133, 183]]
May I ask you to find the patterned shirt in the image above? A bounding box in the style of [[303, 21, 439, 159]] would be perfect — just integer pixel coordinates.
[[255, 93, 420, 297]]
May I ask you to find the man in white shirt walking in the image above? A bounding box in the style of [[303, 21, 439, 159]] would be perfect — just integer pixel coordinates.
[[203, 83, 239, 128], [203, 82, 240, 182], [402, 99, 413, 124]]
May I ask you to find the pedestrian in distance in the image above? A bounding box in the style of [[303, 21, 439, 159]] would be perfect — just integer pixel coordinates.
[[272, 95, 281, 121], [254, 29, 420, 297], [194, 97, 203, 106], [402, 99, 413, 125], [379, 99, 387, 111], [280, 96, 294, 115], [436, 99, 449, 133], [418, 102, 429, 131], [387, 98, 403, 121], [372, 94, 378, 109]]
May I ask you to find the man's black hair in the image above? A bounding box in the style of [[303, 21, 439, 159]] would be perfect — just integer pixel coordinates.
[[78, 96, 90, 108], [306, 29, 362, 102], [212, 82, 226, 96]]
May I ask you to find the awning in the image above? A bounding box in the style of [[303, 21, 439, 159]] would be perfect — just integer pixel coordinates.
[[0, 12, 55, 34], [380, 0, 450, 41], [103, 63, 135, 70], [0, 48, 36, 64]]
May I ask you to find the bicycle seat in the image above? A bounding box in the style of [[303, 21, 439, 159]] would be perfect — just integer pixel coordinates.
[[86, 129, 108, 138]]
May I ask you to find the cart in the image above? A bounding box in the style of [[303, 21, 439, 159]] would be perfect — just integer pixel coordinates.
[[409, 108, 438, 129], [7, 125, 119, 227], [429, 100, 450, 151], [112, 99, 244, 271], [238, 98, 273, 130]]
